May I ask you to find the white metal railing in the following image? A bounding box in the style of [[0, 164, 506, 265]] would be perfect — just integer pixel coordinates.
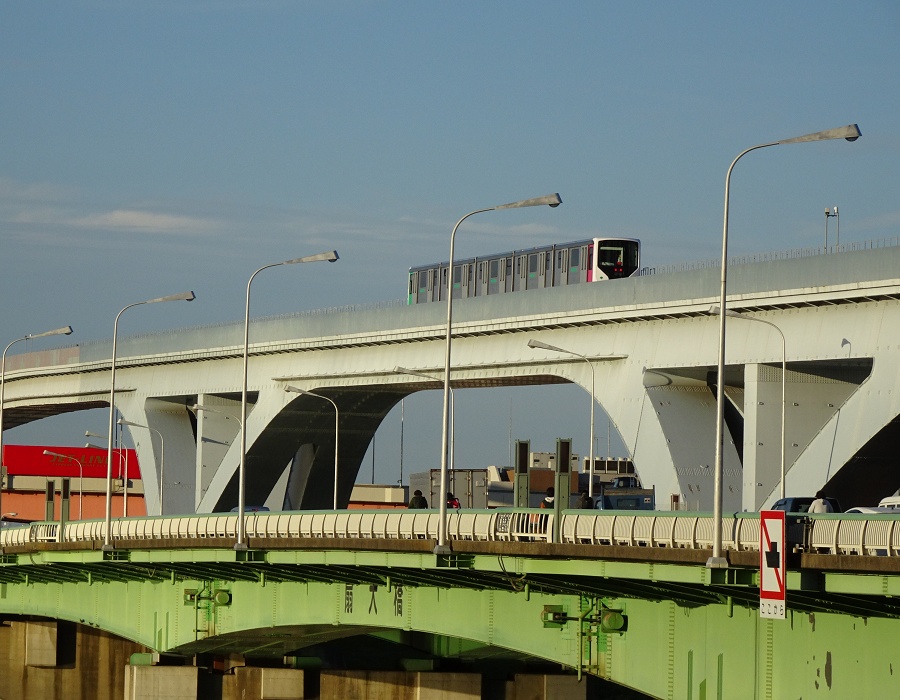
[[3, 511, 900, 558]]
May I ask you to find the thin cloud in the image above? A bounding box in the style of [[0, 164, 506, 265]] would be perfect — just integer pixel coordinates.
[[7, 207, 218, 236], [71, 209, 218, 233]]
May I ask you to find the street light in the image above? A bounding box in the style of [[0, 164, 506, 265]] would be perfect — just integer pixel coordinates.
[[394, 366, 456, 474], [118, 419, 166, 514], [436, 194, 562, 554], [709, 306, 786, 501], [526, 340, 629, 499], [284, 386, 340, 509], [825, 206, 839, 251], [710, 124, 860, 569], [0, 325, 73, 523], [238, 251, 338, 550], [42, 450, 84, 520], [104, 291, 194, 550], [86, 440, 127, 512], [188, 403, 246, 540]]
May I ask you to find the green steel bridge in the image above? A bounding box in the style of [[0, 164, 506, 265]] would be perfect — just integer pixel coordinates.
[[2, 509, 900, 698]]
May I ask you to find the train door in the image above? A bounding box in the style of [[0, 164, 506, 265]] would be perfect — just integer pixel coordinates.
[[452, 262, 474, 299], [504, 256, 514, 293], [409, 271, 418, 304], [412, 268, 438, 304], [526, 251, 548, 289], [554, 248, 568, 287], [567, 243, 589, 284], [476, 260, 488, 296], [438, 265, 448, 302], [516, 254, 527, 292], [487, 258, 502, 295]]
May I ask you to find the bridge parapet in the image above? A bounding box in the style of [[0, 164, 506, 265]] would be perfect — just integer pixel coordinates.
[[4, 510, 900, 559]]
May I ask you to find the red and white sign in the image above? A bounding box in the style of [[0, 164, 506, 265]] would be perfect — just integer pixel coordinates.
[[759, 509, 786, 619]]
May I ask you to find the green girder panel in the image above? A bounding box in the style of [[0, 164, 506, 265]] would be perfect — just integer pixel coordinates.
[[1, 545, 900, 698]]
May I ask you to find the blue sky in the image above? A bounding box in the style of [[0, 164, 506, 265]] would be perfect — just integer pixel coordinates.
[[2, 2, 899, 485]]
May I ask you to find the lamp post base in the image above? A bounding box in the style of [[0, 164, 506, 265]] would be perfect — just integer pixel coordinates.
[[706, 556, 729, 569], [433, 544, 451, 555], [233, 542, 248, 552]]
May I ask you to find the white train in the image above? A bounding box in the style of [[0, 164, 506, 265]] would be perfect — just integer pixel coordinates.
[[408, 237, 641, 304]]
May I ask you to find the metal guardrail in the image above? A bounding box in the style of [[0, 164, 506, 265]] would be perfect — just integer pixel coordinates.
[[3, 511, 900, 558]]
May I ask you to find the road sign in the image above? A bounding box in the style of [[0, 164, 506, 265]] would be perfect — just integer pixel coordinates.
[[759, 510, 786, 619]]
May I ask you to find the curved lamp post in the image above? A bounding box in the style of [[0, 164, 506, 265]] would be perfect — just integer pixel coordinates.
[[104, 292, 194, 551], [188, 402, 242, 526], [284, 386, 340, 509], [0, 325, 73, 522], [118, 418, 165, 514], [710, 124, 860, 569], [436, 194, 562, 554], [527, 340, 628, 499], [88, 431, 132, 517], [710, 306, 787, 503], [394, 366, 455, 474], [42, 450, 83, 520], [87, 441, 128, 515], [238, 251, 338, 550]]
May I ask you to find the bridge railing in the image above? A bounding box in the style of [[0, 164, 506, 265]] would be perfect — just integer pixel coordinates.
[[4, 511, 900, 558], [559, 511, 761, 551]]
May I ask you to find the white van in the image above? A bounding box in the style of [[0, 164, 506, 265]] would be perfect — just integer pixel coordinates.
[[877, 496, 900, 509]]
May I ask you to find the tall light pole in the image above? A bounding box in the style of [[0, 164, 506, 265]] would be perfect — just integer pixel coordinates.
[[825, 206, 839, 252], [238, 251, 338, 549], [104, 291, 194, 551], [42, 450, 83, 520], [394, 366, 456, 474], [709, 306, 786, 501], [91, 434, 133, 517], [436, 194, 562, 554], [118, 418, 165, 514], [710, 124, 860, 569], [0, 325, 73, 523], [188, 403, 245, 537], [527, 340, 629, 499], [87, 436, 128, 506], [284, 386, 340, 509]]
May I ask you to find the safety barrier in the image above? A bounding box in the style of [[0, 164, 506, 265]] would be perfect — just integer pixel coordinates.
[[3, 510, 900, 558]]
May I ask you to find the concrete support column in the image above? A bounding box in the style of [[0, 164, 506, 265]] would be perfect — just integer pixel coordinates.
[[511, 674, 588, 698], [194, 395, 241, 509], [743, 363, 783, 511], [321, 670, 481, 699], [223, 667, 305, 699], [120, 398, 200, 516], [24, 620, 57, 667], [124, 665, 198, 700]]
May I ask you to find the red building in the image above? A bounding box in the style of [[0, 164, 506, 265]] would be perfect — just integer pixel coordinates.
[[1, 445, 144, 522]]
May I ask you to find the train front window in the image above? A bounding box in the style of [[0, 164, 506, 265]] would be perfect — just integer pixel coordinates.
[[597, 241, 639, 278]]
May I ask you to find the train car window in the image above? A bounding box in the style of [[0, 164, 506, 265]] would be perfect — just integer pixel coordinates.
[[528, 254, 538, 277]]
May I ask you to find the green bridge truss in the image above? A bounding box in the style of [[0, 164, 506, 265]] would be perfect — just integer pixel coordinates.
[[1, 537, 899, 698]]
